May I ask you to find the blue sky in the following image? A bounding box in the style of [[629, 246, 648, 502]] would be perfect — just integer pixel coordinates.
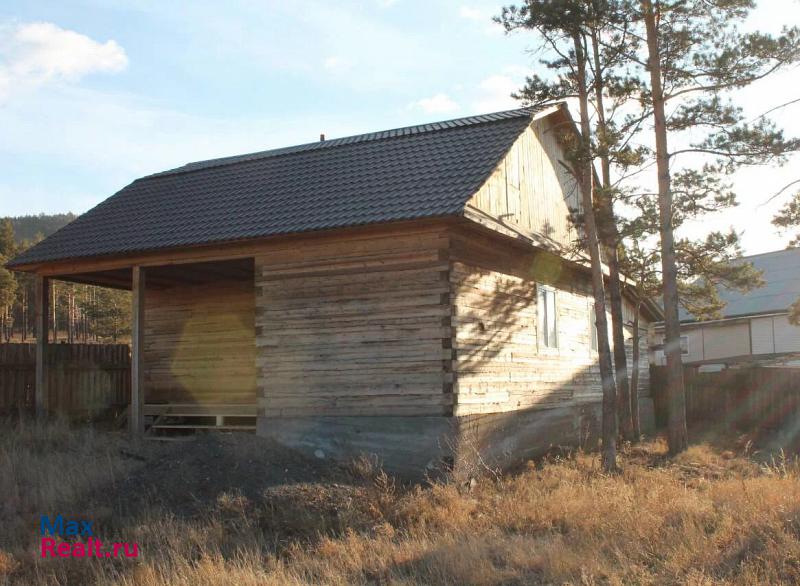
[[0, 0, 798, 254], [0, 1, 533, 215]]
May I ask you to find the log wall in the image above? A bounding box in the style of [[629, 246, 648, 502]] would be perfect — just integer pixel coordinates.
[[450, 228, 650, 416], [143, 277, 256, 405], [255, 226, 452, 417]]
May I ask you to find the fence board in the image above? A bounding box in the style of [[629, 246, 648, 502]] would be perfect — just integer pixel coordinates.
[[0, 343, 130, 417], [651, 365, 800, 431]]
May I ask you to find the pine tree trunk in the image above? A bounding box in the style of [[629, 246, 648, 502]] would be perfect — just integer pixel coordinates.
[[22, 287, 27, 342], [608, 251, 633, 439], [590, 28, 633, 442], [51, 283, 57, 342], [631, 301, 641, 439], [574, 31, 617, 472], [67, 288, 73, 344], [642, 0, 688, 454]]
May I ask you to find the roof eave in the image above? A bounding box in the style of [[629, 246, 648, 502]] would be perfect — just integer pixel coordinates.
[[6, 216, 466, 277]]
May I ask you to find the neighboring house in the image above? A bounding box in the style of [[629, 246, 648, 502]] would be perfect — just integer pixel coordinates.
[[9, 103, 660, 477], [652, 248, 800, 369]]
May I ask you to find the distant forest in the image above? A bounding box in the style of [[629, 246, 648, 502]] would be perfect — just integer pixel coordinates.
[[0, 214, 131, 343], [8, 213, 77, 243]]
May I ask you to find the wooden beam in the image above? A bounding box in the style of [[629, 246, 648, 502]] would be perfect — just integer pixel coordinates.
[[17, 218, 455, 276], [130, 266, 145, 436], [35, 275, 50, 417], [56, 273, 133, 290]]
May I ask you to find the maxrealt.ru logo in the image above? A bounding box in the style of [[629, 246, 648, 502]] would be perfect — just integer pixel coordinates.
[[39, 515, 139, 559]]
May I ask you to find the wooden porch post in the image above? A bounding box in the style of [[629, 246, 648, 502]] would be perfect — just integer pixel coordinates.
[[35, 275, 50, 417], [131, 266, 145, 436]]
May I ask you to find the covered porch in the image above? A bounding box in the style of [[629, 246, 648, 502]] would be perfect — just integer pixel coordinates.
[[34, 257, 258, 437]]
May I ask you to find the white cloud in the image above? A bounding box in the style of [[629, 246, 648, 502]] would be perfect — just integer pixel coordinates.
[[410, 93, 460, 115], [459, 6, 486, 21], [0, 21, 127, 99], [459, 5, 504, 35], [472, 74, 520, 112], [323, 55, 352, 73], [500, 64, 529, 78]]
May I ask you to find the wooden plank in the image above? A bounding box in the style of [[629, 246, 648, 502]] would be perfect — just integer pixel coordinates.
[[465, 117, 579, 251], [449, 236, 652, 416], [22, 218, 452, 276], [143, 274, 256, 406], [151, 424, 256, 431], [0, 343, 130, 415], [254, 230, 451, 418], [131, 266, 145, 436], [143, 403, 258, 416], [35, 275, 49, 417]]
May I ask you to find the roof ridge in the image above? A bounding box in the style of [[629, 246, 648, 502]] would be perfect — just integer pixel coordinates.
[[742, 247, 800, 260], [147, 106, 544, 180]]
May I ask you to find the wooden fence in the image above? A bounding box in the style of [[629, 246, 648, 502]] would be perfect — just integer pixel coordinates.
[[651, 365, 800, 431], [0, 343, 130, 417]]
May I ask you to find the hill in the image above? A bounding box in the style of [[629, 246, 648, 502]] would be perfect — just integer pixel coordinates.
[[3, 213, 76, 244]]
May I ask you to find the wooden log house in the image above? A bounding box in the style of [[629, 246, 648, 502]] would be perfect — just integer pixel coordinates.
[[8, 104, 661, 477]]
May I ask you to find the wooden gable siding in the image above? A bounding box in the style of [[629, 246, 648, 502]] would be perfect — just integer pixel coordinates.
[[449, 228, 649, 416], [143, 277, 256, 405], [466, 117, 580, 249], [255, 226, 453, 417]]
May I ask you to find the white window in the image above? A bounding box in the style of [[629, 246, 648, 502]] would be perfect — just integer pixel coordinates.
[[680, 335, 689, 356], [538, 286, 558, 349]]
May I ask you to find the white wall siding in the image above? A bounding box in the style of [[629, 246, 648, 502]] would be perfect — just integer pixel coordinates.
[[702, 323, 750, 361], [652, 312, 800, 364], [684, 329, 705, 364], [750, 317, 775, 355], [773, 315, 800, 353]]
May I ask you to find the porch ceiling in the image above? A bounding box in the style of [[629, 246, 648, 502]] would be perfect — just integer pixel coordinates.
[[51, 258, 255, 291]]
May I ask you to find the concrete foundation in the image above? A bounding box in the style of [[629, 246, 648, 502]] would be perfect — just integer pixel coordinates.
[[257, 398, 658, 481], [257, 415, 457, 479]]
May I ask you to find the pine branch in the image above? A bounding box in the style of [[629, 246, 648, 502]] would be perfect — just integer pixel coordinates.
[[760, 178, 800, 207]]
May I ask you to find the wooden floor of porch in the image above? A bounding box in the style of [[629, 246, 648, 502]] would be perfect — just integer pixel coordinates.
[[143, 402, 258, 440]]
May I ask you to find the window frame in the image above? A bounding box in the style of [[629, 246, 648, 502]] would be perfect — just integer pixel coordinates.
[[537, 284, 559, 351]]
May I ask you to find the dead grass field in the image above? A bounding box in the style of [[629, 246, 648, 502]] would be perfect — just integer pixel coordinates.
[[2, 417, 800, 585]]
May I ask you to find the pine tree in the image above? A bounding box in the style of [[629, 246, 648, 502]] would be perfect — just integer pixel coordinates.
[[774, 190, 800, 324], [498, 0, 649, 444], [638, 0, 800, 454], [0, 219, 18, 341], [497, 0, 621, 470], [616, 240, 660, 436], [619, 230, 763, 418], [0, 257, 16, 341], [0, 219, 15, 258]]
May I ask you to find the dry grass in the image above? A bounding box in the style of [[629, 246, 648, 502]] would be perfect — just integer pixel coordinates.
[[2, 417, 800, 585]]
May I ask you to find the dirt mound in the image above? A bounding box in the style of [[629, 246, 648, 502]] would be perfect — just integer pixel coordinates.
[[99, 433, 356, 516]]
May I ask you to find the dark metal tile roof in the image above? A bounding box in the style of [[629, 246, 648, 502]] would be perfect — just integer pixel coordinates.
[[9, 108, 540, 267], [679, 247, 800, 321]]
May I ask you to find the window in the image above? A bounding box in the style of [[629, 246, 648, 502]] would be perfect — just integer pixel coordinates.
[[590, 305, 598, 351], [538, 286, 558, 349], [680, 335, 689, 356]]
